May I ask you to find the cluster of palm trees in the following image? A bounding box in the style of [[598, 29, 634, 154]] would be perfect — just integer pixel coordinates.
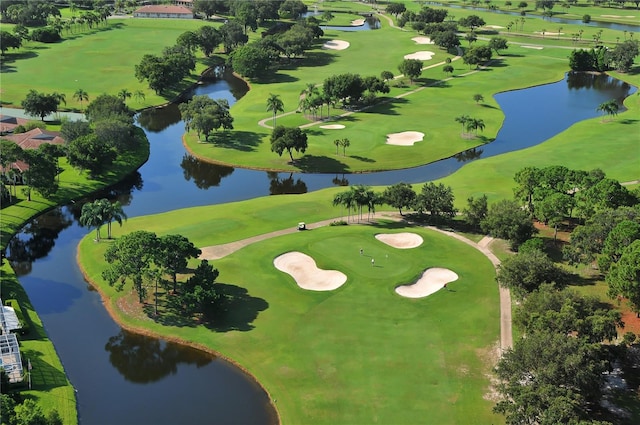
[[332, 185, 382, 222], [79, 198, 127, 241], [454, 114, 486, 137], [298, 83, 335, 121], [333, 138, 351, 156], [54, 7, 111, 36], [72, 88, 145, 111], [266, 93, 284, 127], [597, 99, 619, 122]]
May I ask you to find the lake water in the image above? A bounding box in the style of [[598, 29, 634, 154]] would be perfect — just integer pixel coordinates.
[[8, 71, 635, 424]]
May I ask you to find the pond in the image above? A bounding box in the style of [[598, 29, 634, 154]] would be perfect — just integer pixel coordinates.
[[8, 71, 635, 424]]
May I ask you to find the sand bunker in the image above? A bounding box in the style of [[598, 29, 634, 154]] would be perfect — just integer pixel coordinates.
[[601, 15, 635, 18], [404, 51, 435, 61], [411, 36, 434, 44], [351, 18, 365, 26], [274, 252, 347, 291], [320, 124, 345, 129], [485, 25, 504, 29], [322, 40, 350, 50], [535, 31, 564, 36], [375, 233, 424, 249], [386, 131, 424, 146], [395, 268, 459, 298], [522, 45, 543, 50]]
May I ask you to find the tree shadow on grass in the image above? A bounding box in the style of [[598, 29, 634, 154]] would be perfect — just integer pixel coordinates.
[[254, 72, 299, 84], [362, 97, 409, 116], [295, 154, 349, 173], [204, 283, 269, 332], [349, 155, 375, 163], [206, 131, 262, 152], [20, 349, 69, 391]]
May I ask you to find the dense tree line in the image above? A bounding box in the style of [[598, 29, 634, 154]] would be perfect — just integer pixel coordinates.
[[570, 40, 639, 73]]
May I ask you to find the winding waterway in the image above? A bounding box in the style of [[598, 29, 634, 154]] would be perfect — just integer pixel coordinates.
[[8, 72, 634, 424]]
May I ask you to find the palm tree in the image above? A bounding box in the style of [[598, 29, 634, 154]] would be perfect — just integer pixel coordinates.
[[133, 90, 146, 103], [465, 118, 486, 135], [597, 99, 619, 122], [117, 89, 132, 103], [79, 201, 105, 241], [266, 93, 284, 127], [299, 83, 319, 119], [455, 114, 470, 136], [333, 139, 341, 155], [98, 199, 127, 239], [340, 138, 350, 156], [73, 88, 89, 110]]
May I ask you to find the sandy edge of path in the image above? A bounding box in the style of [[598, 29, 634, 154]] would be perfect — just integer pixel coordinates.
[[274, 252, 347, 291], [395, 268, 459, 298]]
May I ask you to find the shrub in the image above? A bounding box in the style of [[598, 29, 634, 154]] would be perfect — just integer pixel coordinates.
[[31, 27, 61, 43], [582, 14, 591, 24]]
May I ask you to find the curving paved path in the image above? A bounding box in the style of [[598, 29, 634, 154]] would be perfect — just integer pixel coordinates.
[[199, 212, 513, 351]]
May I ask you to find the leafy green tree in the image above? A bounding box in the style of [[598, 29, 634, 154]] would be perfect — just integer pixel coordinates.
[[103, 230, 159, 303], [463, 194, 488, 230], [323, 73, 366, 107], [398, 59, 423, 84], [66, 133, 117, 176], [266, 93, 284, 127], [84, 94, 132, 123], [513, 166, 540, 212], [609, 39, 639, 72], [178, 259, 221, 317], [60, 119, 91, 143], [381, 70, 394, 81], [463, 45, 493, 69], [458, 15, 485, 30], [494, 330, 609, 424], [443, 64, 454, 76], [176, 30, 199, 53], [21, 90, 63, 121], [473, 93, 484, 104], [481, 199, 535, 250], [193, 0, 228, 19], [597, 220, 640, 272], [93, 117, 134, 150], [270, 125, 308, 162], [179, 96, 234, 141], [535, 192, 574, 241], [196, 25, 222, 57], [229, 43, 273, 78], [220, 20, 248, 53], [515, 284, 621, 343], [117, 89, 131, 103], [497, 250, 568, 299], [156, 234, 202, 294], [488, 36, 509, 54], [278, 0, 307, 19], [0, 30, 21, 55], [386, 3, 407, 17], [432, 30, 460, 51], [607, 240, 640, 317], [465, 31, 477, 45], [22, 147, 58, 199], [0, 139, 23, 203], [14, 399, 62, 425], [413, 182, 457, 219], [382, 182, 416, 216]]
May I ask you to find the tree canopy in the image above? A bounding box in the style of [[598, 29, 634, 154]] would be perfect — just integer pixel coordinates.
[[270, 126, 308, 162]]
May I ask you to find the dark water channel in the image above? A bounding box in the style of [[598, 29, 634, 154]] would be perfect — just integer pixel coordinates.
[[8, 71, 634, 424]]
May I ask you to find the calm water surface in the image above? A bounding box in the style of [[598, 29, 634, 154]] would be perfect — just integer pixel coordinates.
[[9, 71, 635, 424]]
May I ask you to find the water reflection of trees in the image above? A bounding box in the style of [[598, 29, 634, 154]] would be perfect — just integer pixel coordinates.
[[268, 172, 307, 195], [7, 207, 74, 276], [453, 147, 484, 162], [181, 154, 234, 189], [332, 174, 350, 186], [104, 330, 212, 384], [136, 105, 182, 133]]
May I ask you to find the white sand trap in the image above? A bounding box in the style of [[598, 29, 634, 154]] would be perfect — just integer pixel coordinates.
[[351, 18, 365, 26], [522, 45, 543, 50], [601, 15, 635, 18], [535, 31, 564, 36], [485, 25, 504, 29], [322, 40, 350, 50], [412, 36, 434, 44], [395, 268, 459, 298], [274, 252, 347, 291], [404, 51, 435, 61], [375, 233, 424, 249], [386, 131, 424, 146], [320, 124, 345, 129]]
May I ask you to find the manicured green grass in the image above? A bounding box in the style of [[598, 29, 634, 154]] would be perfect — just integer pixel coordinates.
[[78, 211, 501, 424]]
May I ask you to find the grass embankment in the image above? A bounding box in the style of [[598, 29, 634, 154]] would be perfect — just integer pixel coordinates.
[[78, 202, 501, 424], [0, 131, 149, 424]]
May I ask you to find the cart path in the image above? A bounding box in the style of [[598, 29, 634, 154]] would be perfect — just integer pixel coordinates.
[[199, 212, 513, 351]]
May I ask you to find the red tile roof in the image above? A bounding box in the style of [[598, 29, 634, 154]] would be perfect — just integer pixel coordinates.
[[2, 128, 65, 150], [134, 5, 193, 15]]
